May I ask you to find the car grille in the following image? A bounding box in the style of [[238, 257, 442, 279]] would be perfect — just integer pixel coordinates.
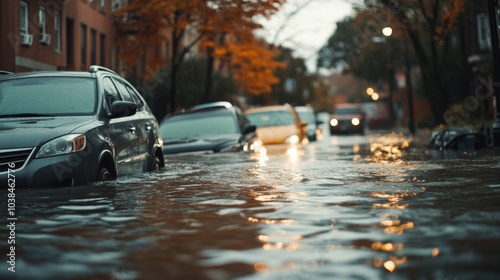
[[0, 148, 34, 172]]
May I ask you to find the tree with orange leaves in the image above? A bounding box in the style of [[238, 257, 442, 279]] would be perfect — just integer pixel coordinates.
[[224, 40, 284, 96], [114, 0, 286, 114]]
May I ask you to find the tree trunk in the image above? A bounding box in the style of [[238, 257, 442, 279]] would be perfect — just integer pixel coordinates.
[[203, 46, 214, 103]]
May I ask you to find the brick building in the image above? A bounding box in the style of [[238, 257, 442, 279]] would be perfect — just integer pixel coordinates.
[[0, 0, 119, 72]]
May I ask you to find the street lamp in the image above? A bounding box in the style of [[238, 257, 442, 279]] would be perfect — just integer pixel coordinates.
[[405, 35, 416, 135], [382, 27, 393, 37], [488, 0, 500, 147], [383, 26, 395, 125]]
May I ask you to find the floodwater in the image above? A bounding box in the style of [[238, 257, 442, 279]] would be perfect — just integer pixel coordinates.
[[2, 118, 500, 280]]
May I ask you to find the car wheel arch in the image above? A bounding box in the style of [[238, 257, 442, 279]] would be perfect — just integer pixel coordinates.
[[97, 150, 117, 180], [150, 146, 165, 171]]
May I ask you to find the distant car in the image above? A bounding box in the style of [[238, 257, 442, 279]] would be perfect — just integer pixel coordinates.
[[0, 65, 164, 188], [160, 102, 260, 154], [329, 103, 365, 134], [362, 102, 391, 130], [295, 105, 323, 141], [245, 104, 308, 145]]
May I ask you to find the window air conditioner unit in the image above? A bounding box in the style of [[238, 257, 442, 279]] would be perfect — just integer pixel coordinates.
[[21, 33, 33, 46], [40, 33, 51, 45]]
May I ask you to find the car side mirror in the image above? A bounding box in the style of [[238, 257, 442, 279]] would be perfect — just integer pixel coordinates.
[[243, 124, 257, 134], [110, 101, 137, 118]]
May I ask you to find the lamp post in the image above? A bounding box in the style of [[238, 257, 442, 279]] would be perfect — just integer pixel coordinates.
[[488, 0, 500, 147], [382, 27, 395, 125], [404, 34, 416, 135]]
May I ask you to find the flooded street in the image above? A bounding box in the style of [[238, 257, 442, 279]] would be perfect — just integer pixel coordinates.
[[2, 119, 500, 280]]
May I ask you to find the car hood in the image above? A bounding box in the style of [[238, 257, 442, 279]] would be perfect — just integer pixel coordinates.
[[163, 134, 241, 154], [0, 116, 95, 149]]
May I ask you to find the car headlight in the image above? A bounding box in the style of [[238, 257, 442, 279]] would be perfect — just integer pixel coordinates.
[[330, 119, 339, 126], [285, 135, 300, 144], [36, 134, 86, 158], [351, 118, 360, 126]]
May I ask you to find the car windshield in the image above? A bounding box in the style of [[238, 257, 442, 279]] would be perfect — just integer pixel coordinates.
[[0, 77, 96, 116], [334, 107, 360, 115], [247, 110, 295, 127], [296, 109, 316, 124], [161, 110, 239, 139]]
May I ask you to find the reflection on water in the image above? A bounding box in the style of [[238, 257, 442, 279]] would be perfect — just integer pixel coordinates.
[[2, 130, 500, 279]]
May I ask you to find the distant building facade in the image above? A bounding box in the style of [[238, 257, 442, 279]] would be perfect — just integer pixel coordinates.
[[0, 0, 172, 76], [1, 0, 116, 72], [459, 0, 499, 120]]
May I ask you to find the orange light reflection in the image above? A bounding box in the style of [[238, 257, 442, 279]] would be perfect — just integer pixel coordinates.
[[432, 248, 440, 257], [371, 191, 416, 210], [383, 221, 415, 234], [248, 217, 296, 225], [254, 262, 269, 272], [383, 260, 396, 272], [371, 242, 404, 252], [366, 133, 411, 163]]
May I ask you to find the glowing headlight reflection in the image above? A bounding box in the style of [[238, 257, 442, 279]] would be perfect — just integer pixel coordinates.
[[330, 119, 339, 127], [286, 135, 300, 144], [351, 118, 360, 126]]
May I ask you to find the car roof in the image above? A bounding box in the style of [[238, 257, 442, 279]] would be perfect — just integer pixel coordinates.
[[0, 65, 119, 81], [294, 106, 315, 112], [189, 101, 233, 111], [245, 104, 293, 114], [0, 71, 93, 81]]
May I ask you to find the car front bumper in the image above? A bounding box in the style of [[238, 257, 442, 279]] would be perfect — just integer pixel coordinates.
[[330, 121, 364, 134], [0, 151, 99, 188]]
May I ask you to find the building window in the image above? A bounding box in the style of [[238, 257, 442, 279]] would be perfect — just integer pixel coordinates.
[[54, 12, 61, 51], [112, 0, 120, 11], [99, 0, 105, 11], [90, 29, 96, 65], [477, 13, 492, 50], [39, 6, 51, 45], [81, 24, 87, 66], [20, 1, 28, 34], [39, 7, 46, 35], [100, 33, 106, 66]]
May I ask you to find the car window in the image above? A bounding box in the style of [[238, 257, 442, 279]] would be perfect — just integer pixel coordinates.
[[334, 108, 360, 115], [102, 77, 122, 110], [296, 109, 316, 124], [247, 110, 296, 127], [111, 78, 134, 103], [0, 77, 96, 116], [234, 108, 249, 131], [161, 111, 239, 139], [125, 85, 145, 110]]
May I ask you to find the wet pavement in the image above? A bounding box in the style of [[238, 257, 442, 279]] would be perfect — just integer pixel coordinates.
[[2, 118, 500, 280]]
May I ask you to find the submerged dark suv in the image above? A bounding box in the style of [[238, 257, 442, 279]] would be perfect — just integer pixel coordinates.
[[160, 102, 259, 154], [0, 66, 164, 187]]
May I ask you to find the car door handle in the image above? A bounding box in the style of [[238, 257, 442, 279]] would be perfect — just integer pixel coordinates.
[[145, 124, 152, 131], [129, 126, 136, 133]]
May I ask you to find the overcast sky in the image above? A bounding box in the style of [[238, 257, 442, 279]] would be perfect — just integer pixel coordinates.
[[256, 0, 354, 73]]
